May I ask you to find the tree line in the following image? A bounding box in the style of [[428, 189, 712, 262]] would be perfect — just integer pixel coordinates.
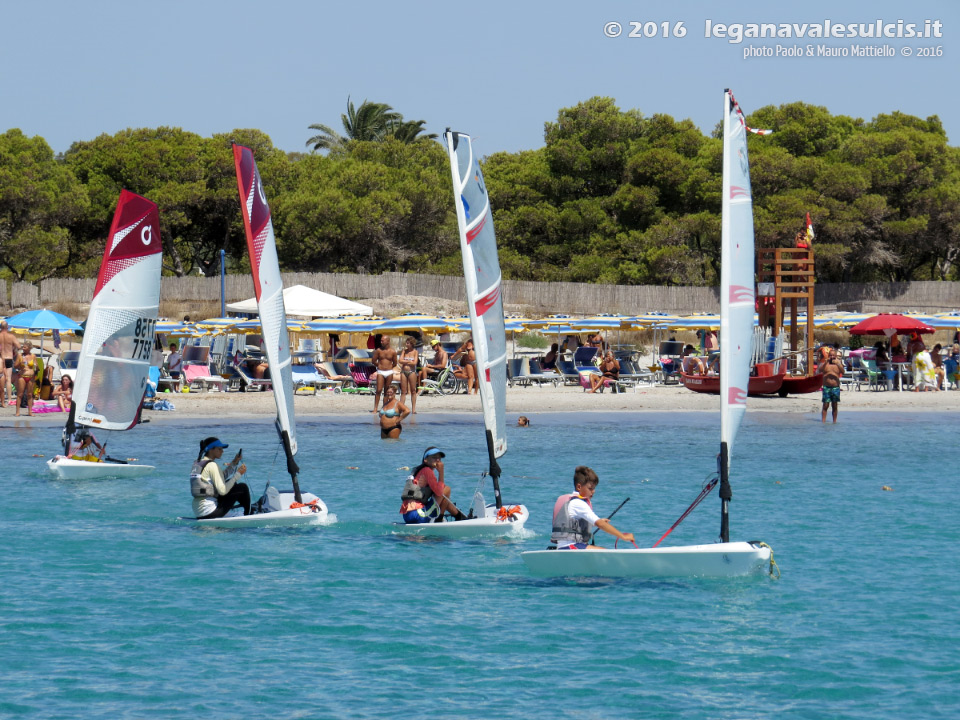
[[1, 96, 957, 285]]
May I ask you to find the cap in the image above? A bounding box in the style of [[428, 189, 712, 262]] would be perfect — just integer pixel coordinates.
[[203, 438, 229, 453], [422, 446, 445, 461], [430, 338, 440, 346]]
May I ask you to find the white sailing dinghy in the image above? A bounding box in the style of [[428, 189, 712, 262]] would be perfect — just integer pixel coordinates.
[[192, 145, 331, 528], [47, 190, 160, 480], [393, 131, 528, 537], [523, 91, 775, 578]]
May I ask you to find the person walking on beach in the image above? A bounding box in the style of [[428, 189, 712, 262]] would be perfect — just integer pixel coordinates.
[[551, 466, 635, 549], [399, 447, 469, 523], [818, 348, 844, 424], [371, 335, 398, 413], [189, 437, 251, 519], [0, 321, 21, 408]]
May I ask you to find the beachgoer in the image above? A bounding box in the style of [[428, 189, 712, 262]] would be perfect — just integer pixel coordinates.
[[398, 337, 419, 413], [517, 416, 530, 427], [418, 339, 448, 383], [371, 335, 398, 412], [930, 344, 945, 390], [945, 344, 960, 390], [314, 362, 352, 383], [190, 437, 251, 519], [907, 332, 925, 362], [550, 466, 635, 549], [167, 343, 182, 379], [378, 386, 410, 439], [14, 341, 38, 416], [889, 333, 904, 360], [912, 342, 936, 392], [703, 330, 718, 352], [588, 351, 620, 393], [818, 348, 844, 423], [541, 343, 559, 371], [681, 345, 706, 375], [52, 375, 74, 411], [452, 338, 477, 394], [399, 447, 469, 523], [0, 321, 21, 408]]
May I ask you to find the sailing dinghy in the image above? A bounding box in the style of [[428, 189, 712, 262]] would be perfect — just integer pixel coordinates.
[[192, 145, 331, 528], [47, 190, 160, 480], [523, 91, 775, 578], [393, 131, 528, 537]]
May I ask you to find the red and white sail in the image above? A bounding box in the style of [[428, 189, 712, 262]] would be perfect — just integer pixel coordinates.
[[445, 131, 507, 461], [72, 190, 163, 431], [232, 144, 297, 455]]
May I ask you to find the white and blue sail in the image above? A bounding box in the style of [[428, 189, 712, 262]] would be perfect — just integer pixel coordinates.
[[445, 130, 508, 507]]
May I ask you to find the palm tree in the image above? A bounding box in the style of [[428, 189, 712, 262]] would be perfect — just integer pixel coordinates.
[[306, 98, 401, 151], [306, 98, 435, 150], [385, 119, 438, 144]]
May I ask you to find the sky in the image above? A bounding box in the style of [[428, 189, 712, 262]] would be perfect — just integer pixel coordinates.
[[2, 0, 957, 157]]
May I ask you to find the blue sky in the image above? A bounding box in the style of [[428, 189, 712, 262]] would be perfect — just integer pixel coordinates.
[[3, 0, 956, 157]]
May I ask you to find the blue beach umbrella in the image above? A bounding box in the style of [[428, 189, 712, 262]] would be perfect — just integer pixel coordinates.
[[5, 309, 82, 333]]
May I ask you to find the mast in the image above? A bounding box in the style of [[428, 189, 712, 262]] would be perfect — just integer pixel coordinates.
[[719, 89, 760, 543], [444, 130, 508, 508], [232, 144, 302, 503]]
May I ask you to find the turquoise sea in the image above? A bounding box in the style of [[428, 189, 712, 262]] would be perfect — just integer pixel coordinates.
[[2, 410, 958, 719]]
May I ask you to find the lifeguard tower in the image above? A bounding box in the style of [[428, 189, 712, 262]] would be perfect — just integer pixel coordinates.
[[756, 245, 816, 381]]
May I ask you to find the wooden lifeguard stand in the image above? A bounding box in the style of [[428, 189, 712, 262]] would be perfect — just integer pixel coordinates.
[[756, 247, 815, 375]]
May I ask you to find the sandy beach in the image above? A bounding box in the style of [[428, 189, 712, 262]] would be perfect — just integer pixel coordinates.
[[6, 382, 954, 427]]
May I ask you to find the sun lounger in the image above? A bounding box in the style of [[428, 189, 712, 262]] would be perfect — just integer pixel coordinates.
[[232, 361, 272, 392], [184, 363, 229, 392], [526, 358, 562, 387], [419, 364, 462, 396], [291, 364, 341, 395]]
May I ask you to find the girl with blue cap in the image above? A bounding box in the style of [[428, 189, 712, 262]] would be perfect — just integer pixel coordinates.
[[189, 437, 251, 519], [399, 446, 470, 523]]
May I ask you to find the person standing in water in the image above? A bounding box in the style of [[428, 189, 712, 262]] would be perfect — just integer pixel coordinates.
[[818, 348, 844, 424]]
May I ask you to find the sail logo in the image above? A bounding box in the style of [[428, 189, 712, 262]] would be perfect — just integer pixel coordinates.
[[466, 212, 487, 244], [728, 387, 747, 405], [475, 284, 500, 316], [729, 285, 754, 303], [461, 196, 471, 220], [257, 178, 267, 206], [730, 185, 750, 200], [141, 225, 152, 245]]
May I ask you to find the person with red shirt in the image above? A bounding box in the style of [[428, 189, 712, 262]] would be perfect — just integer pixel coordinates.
[[399, 447, 469, 523]]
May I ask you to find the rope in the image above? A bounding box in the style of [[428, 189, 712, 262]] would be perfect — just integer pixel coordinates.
[[756, 542, 781, 579], [652, 475, 719, 548], [614, 538, 639, 549]]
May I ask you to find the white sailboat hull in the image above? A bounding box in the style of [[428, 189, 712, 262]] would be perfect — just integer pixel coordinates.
[[393, 503, 528, 538], [47, 456, 155, 480], [192, 492, 332, 529], [521, 541, 771, 578]]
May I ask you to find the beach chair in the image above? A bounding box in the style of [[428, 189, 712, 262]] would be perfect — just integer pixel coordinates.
[[861, 359, 892, 391], [507, 358, 524, 387], [618, 359, 655, 387], [573, 346, 599, 367], [556, 357, 582, 385], [658, 341, 685, 384], [291, 364, 341, 395], [526, 358, 562, 387], [232, 360, 272, 392], [182, 346, 229, 392]]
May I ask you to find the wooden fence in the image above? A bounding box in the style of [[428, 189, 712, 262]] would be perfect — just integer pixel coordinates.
[[5, 273, 959, 315]]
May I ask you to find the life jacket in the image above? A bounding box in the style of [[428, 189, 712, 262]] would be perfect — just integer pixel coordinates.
[[401, 468, 434, 503], [551, 493, 594, 547], [190, 458, 216, 498]]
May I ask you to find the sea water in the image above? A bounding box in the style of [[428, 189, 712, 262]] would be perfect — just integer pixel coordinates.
[[1, 411, 958, 720]]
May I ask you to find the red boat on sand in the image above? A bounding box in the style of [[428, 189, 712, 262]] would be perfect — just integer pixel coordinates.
[[778, 373, 824, 397], [680, 371, 785, 396]]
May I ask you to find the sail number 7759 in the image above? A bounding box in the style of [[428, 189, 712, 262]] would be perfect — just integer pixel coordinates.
[[131, 318, 157, 360]]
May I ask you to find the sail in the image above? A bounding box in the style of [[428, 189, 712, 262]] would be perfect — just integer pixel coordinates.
[[445, 131, 507, 462], [72, 190, 163, 431], [720, 90, 758, 465], [232, 144, 297, 456]]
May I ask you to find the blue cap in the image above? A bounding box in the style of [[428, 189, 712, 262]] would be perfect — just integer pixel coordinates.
[[422, 446, 445, 462], [203, 438, 229, 453]]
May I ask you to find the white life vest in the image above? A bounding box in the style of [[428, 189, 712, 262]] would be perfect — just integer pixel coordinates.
[[551, 493, 594, 546], [189, 458, 216, 498]]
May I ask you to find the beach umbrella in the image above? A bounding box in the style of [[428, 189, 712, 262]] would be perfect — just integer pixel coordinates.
[[848, 313, 935, 336], [5, 309, 82, 333], [194, 317, 240, 334], [621, 312, 681, 329], [302, 318, 359, 334], [156, 320, 204, 338], [232, 318, 307, 333], [373, 314, 460, 335], [929, 311, 960, 330]]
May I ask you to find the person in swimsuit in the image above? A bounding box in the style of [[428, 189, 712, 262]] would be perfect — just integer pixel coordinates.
[[378, 386, 410, 439], [14, 341, 37, 416], [0, 320, 21, 409], [452, 338, 477, 394], [517, 416, 530, 427], [588, 351, 620, 393], [52, 375, 74, 411], [418, 339, 448, 383], [398, 336, 419, 414], [371, 335, 398, 413], [818, 348, 844, 424]]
